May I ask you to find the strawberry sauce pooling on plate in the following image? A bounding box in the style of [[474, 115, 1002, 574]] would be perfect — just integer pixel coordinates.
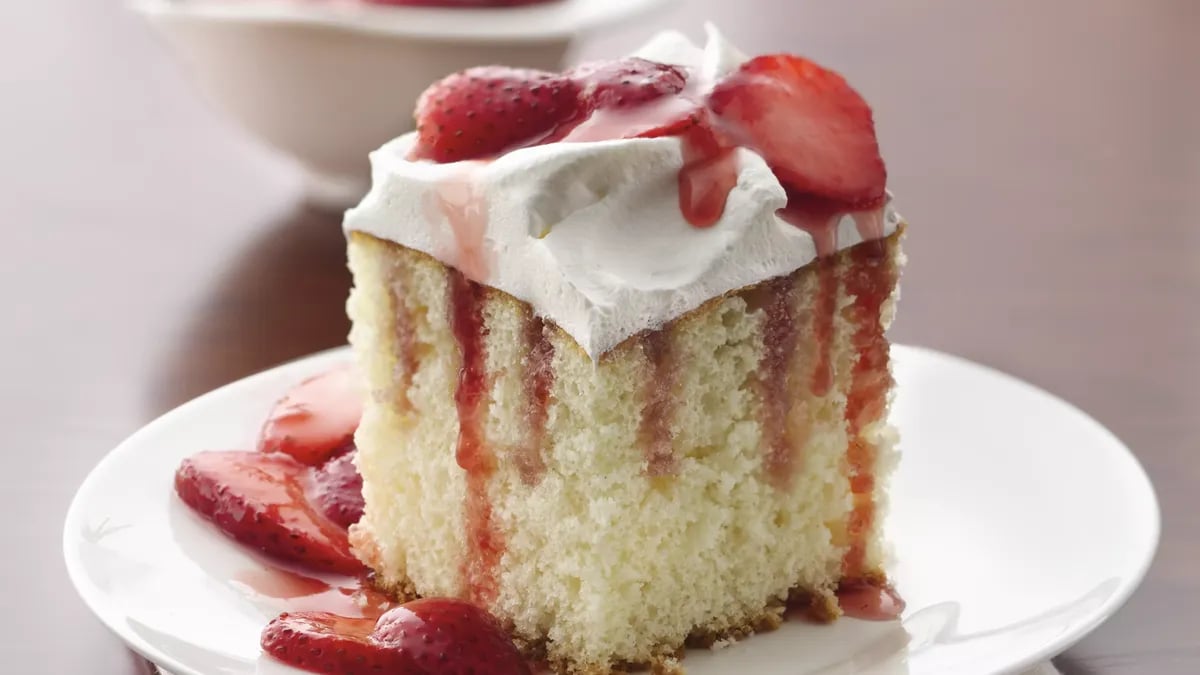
[[171, 41, 901, 675], [174, 369, 536, 674]]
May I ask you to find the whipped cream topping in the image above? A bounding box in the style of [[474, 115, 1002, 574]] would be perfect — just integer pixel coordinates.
[[345, 25, 902, 359]]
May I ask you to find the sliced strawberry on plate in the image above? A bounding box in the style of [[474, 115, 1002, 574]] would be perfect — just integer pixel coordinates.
[[568, 57, 687, 109], [175, 451, 364, 574], [373, 598, 531, 675], [307, 449, 365, 529], [261, 611, 413, 675], [708, 54, 887, 207], [258, 365, 363, 466], [410, 66, 585, 163]]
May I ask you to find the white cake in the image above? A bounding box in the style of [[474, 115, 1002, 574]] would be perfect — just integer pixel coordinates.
[[344, 27, 906, 675]]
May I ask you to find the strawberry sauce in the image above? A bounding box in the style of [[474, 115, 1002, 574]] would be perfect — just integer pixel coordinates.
[[678, 121, 740, 227], [638, 331, 678, 476], [232, 567, 394, 619], [840, 242, 898, 579], [755, 277, 802, 487], [387, 272, 419, 412], [836, 580, 906, 621], [517, 315, 555, 485], [446, 269, 504, 604], [810, 259, 838, 397], [432, 175, 491, 282]]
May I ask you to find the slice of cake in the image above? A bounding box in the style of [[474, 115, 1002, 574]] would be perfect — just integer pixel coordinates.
[[344, 25, 905, 674]]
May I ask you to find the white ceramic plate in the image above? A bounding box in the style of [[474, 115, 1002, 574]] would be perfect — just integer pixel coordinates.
[[64, 345, 1159, 675]]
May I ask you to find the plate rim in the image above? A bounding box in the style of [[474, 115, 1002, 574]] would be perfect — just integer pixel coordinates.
[[62, 344, 1161, 675], [129, 0, 675, 43]]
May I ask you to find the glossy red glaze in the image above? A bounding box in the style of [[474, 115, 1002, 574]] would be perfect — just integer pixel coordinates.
[[233, 567, 395, 619], [841, 243, 898, 578], [756, 277, 802, 487], [638, 331, 678, 476], [388, 273, 420, 412], [678, 119, 740, 228], [836, 581, 906, 621], [447, 269, 504, 604], [517, 316, 555, 485]]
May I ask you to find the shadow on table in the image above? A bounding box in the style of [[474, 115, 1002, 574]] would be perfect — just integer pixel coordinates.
[[146, 202, 351, 414]]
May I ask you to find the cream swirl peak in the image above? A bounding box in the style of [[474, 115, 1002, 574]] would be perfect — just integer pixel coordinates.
[[344, 25, 901, 359]]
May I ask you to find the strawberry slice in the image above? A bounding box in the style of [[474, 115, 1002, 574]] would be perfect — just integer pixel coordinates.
[[261, 611, 413, 675], [262, 599, 529, 675], [708, 54, 887, 207], [568, 57, 687, 110], [258, 365, 363, 466], [411, 66, 585, 163], [175, 451, 364, 574], [373, 598, 531, 675], [307, 449, 365, 529]]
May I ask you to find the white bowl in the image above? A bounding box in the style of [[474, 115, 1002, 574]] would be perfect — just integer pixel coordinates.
[[133, 0, 671, 206]]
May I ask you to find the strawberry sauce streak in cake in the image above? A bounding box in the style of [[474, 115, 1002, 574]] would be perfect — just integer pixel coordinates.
[[387, 272, 419, 412], [639, 331, 679, 476], [446, 269, 505, 604], [517, 315, 555, 485], [755, 277, 801, 487], [810, 260, 838, 398], [841, 244, 898, 580]]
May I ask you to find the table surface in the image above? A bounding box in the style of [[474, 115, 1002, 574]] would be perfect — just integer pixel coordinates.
[[6, 0, 1197, 672]]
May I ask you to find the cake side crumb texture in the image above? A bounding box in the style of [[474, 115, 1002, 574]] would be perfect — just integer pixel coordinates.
[[347, 229, 904, 674]]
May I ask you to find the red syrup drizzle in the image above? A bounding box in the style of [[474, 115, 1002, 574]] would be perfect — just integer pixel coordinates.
[[638, 331, 678, 476], [836, 580, 906, 621], [516, 315, 555, 485], [232, 567, 394, 619], [756, 276, 802, 487], [446, 268, 504, 604], [677, 117, 739, 227], [387, 270, 419, 412], [430, 172, 491, 282], [841, 240, 898, 580]]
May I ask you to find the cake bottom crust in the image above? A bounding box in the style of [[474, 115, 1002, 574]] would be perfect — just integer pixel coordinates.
[[358, 532, 855, 675]]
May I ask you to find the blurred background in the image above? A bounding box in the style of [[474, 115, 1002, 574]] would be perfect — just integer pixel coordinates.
[[3, 0, 1198, 673]]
